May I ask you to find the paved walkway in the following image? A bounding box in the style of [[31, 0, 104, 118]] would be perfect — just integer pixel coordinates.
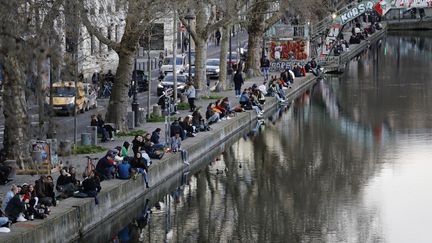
[[0, 72, 270, 198]]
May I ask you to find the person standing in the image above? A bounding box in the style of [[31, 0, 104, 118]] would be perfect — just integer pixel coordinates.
[[260, 56, 270, 81], [233, 69, 244, 97], [215, 30, 221, 46], [184, 82, 196, 112]]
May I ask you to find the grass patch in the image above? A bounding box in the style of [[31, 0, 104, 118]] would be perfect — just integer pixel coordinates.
[[201, 95, 224, 100], [176, 102, 190, 110], [117, 129, 147, 137], [147, 114, 176, 123], [73, 145, 106, 154]]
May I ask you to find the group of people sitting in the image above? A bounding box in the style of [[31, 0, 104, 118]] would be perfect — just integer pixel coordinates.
[[0, 176, 59, 232], [348, 22, 383, 45]]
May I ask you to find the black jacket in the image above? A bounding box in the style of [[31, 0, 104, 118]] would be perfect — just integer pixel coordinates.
[[150, 131, 160, 144], [233, 72, 244, 87], [5, 195, 25, 221], [82, 177, 101, 193]]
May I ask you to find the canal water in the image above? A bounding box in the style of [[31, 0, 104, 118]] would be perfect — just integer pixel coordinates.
[[92, 31, 432, 243]]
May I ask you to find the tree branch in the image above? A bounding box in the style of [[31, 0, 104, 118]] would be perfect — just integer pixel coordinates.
[[79, 1, 120, 52]]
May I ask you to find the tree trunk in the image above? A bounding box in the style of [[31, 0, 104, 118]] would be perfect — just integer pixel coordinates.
[[2, 58, 32, 169], [194, 38, 207, 91], [105, 13, 141, 132], [218, 25, 229, 91], [105, 49, 135, 132], [245, 30, 263, 78]]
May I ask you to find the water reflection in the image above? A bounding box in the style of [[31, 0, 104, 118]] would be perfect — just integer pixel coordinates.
[[105, 32, 432, 243]]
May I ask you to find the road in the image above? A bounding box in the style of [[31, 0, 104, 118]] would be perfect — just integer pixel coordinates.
[[0, 31, 249, 145]]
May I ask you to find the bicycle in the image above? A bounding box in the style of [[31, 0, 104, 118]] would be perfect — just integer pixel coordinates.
[[82, 156, 98, 179]]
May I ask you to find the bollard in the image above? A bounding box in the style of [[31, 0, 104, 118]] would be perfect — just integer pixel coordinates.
[[3, 160, 17, 180], [152, 105, 162, 117], [127, 111, 135, 129], [87, 126, 98, 145], [138, 108, 146, 124], [81, 133, 91, 146], [59, 140, 72, 156]]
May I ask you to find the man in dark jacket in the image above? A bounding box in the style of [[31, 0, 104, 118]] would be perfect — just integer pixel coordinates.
[[95, 152, 116, 180], [233, 70, 244, 97], [170, 120, 185, 140], [5, 194, 26, 222]]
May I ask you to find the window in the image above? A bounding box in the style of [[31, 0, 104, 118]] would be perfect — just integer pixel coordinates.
[[139, 23, 164, 50], [99, 28, 103, 54], [90, 34, 95, 55], [107, 26, 112, 51], [99, 6, 104, 14], [115, 25, 119, 42]]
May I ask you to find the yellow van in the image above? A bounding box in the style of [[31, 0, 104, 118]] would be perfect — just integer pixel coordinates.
[[46, 81, 86, 115]]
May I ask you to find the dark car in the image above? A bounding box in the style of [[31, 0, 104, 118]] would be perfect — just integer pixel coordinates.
[[157, 74, 188, 96], [132, 70, 148, 92]]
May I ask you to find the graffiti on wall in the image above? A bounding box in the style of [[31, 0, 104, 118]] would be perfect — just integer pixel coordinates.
[[269, 40, 309, 62]]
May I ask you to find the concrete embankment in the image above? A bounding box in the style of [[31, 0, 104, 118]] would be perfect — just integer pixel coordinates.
[[387, 18, 432, 30], [1, 74, 317, 243]]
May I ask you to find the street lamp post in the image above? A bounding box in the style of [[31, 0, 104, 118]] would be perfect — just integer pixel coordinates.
[[132, 54, 139, 127], [185, 14, 195, 82]]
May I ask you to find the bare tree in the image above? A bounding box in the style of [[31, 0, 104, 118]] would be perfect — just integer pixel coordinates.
[[244, 0, 282, 77], [179, 0, 231, 91], [80, 0, 170, 131], [0, 0, 63, 168]]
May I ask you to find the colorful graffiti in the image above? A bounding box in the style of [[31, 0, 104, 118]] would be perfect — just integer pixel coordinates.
[[269, 40, 309, 61]]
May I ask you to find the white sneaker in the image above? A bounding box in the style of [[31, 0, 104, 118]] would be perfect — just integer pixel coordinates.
[[227, 117, 231, 120], [183, 161, 190, 166], [221, 117, 226, 121], [16, 214, 27, 222], [0, 227, 10, 233]]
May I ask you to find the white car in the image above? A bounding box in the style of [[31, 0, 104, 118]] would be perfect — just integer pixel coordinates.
[[205, 58, 220, 78], [160, 54, 188, 75]]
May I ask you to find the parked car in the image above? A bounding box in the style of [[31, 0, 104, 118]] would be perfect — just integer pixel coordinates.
[[157, 74, 188, 96], [184, 66, 196, 81], [160, 54, 188, 75], [227, 51, 240, 66], [131, 70, 148, 92], [46, 81, 88, 115], [205, 58, 220, 78]]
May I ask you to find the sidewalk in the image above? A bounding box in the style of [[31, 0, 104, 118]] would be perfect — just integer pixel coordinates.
[[0, 72, 262, 197]]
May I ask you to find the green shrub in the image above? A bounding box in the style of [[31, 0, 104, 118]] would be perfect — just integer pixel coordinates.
[[117, 129, 147, 137], [201, 95, 224, 100], [176, 102, 190, 110], [73, 145, 107, 154], [147, 114, 176, 123]]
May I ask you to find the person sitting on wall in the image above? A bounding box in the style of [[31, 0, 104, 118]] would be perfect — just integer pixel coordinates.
[[117, 158, 131, 180], [130, 152, 150, 188], [35, 176, 56, 207], [170, 120, 186, 140], [95, 151, 117, 181], [150, 128, 164, 148], [75, 175, 101, 205], [192, 109, 211, 131], [56, 169, 78, 199], [5, 191, 27, 222], [180, 116, 196, 137], [205, 103, 220, 125], [143, 133, 164, 159]]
